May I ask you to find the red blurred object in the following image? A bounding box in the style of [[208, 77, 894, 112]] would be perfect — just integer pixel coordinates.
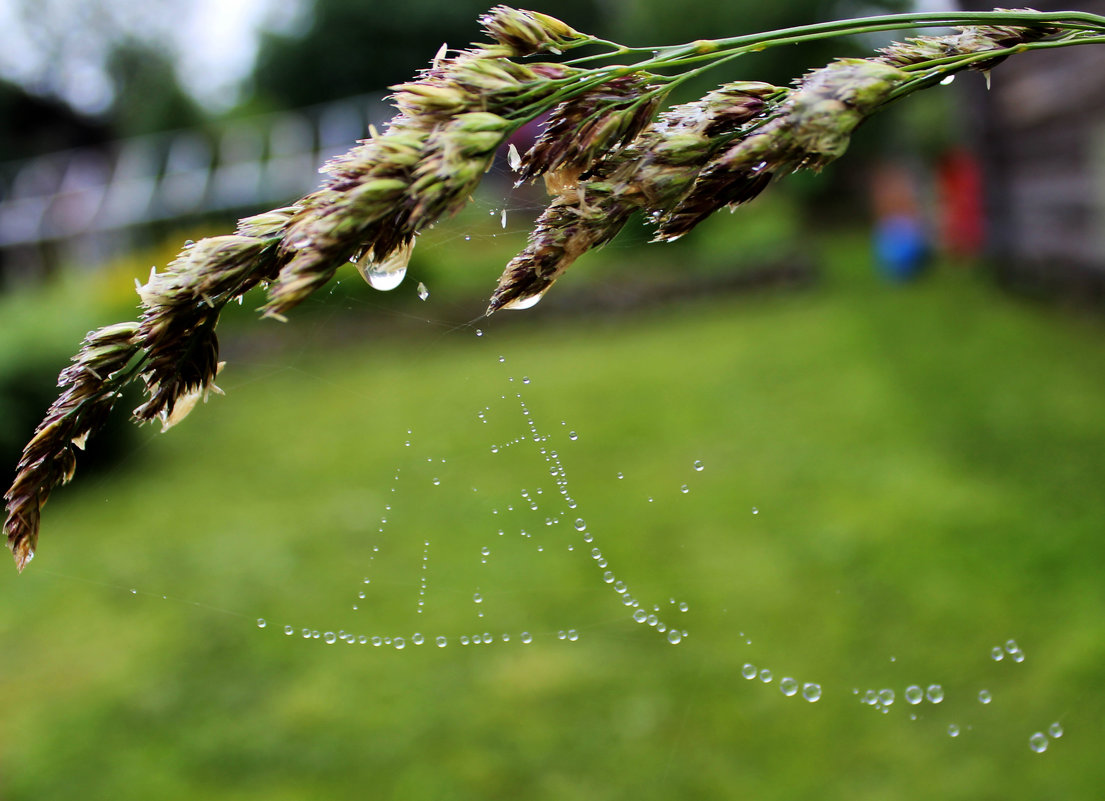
[[936, 148, 985, 259]]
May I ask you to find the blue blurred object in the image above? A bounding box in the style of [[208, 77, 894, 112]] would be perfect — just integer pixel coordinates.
[[874, 214, 929, 281]]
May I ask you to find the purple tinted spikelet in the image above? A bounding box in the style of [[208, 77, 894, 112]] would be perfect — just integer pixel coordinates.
[[655, 60, 908, 241], [263, 55, 579, 318], [478, 5, 588, 56], [488, 181, 635, 312], [488, 82, 779, 312], [4, 322, 141, 571], [517, 72, 668, 185], [133, 235, 279, 424], [877, 12, 1058, 72]]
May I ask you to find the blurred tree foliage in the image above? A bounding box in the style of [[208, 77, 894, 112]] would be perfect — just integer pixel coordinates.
[[107, 43, 204, 136], [252, 0, 605, 107]]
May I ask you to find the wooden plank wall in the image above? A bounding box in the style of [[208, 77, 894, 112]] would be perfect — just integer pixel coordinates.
[[963, 0, 1105, 299]]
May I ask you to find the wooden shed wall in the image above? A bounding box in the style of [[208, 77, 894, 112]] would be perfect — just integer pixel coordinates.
[[963, 0, 1105, 297]]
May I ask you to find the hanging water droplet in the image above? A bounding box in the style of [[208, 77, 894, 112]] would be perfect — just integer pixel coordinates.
[[432, 477, 440, 486], [741, 663, 757, 679], [473, 593, 483, 604], [978, 689, 992, 704], [568, 431, 578, 441], [256, 618, 266, 628], [412, 632, 424, 645], [991, 646, 1005, 661], [394, 637, 406, 649], [417, 281, 429, 301], [948, 724, 960, 738], [616, 472, 624, 479], [574, 518, 586, 531], [940, 74, 956, 86], [926, 684, 945, 703], [780, 677, 798, 697], [436, 636, 448, 647], [502, 292, 544, 310], [1029, 733, 1048, 753], [759, 669, 773, 683], [693, 460, 704, 471], [356, 240, 413, 291], [802, 683, 822, 702], [507, 143, 522, 172], [324, 631, 337, 644], [633, 609, 648, 623], [752, 507, 759, 515], [284, 625, 294, 635], [667, 629, 682, 645], [905, 685, 924, 704], [678, 601, 689, 612], [520, 631, 533, 644], [1048, 722, 1064, 739], [680, 484, 689, 494]]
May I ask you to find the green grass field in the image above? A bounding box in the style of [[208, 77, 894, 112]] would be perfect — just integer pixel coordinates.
[[2, 233, 1104, 800]]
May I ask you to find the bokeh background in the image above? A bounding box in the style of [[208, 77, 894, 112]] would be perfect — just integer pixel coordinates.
[[3, 1, 1105, 799]]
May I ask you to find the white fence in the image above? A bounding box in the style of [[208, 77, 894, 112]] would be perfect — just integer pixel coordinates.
[[0, 94, 390, 278]]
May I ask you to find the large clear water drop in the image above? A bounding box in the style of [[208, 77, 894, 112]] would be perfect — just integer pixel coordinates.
[[356, 240, 413, 291]]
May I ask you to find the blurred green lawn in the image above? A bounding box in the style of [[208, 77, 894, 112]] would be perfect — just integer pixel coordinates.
[[2, 225, 1105, 800]]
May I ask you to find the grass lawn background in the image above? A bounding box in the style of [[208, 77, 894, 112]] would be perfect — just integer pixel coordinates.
[[2, 220, 1104, 799]]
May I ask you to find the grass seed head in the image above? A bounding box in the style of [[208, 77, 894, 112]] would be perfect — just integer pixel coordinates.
[[478, 6, 587, 56]]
